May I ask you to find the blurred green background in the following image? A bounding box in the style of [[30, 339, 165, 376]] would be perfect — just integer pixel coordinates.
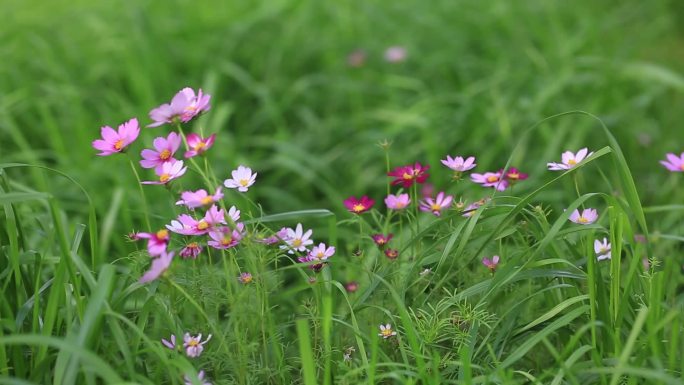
[[2, 0, 684, 257]]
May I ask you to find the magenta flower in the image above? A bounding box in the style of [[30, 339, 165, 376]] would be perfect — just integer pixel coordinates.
[[167, 205, 227, 235], [140, 132, 182, 173], [482, 255, 500, 272], [660, 152, 684, 172], [142, 160, 187, 185], [343, 195, 375, 214], [185, 133, 216, 158], [176, 187, 224, 209], [502, 167, 528, 183], [238, 272, 253, 284], [441, 155, 476, 172], [371, 234, 393, 248], [345, 281, 359, 293], [569, 208, 598, 225], [139, 251, 175, 284], [179, 242, 202, 259], [207, 223, 244, 250], [183, 332, 211, 358], [281, 223, 313, 254], [594, 238, 611, 261], [385, 193, 411, 210], [224, 165, 257, 192], [388, 162, 429, 188], [161, 334, 177, 350], [92, 118, 140, 156], [384, 249, 399, 260], [148, 87, 211, 127], [134, 229, 170, 257], [384, 46, 407, 63], [184, 370, 212, 385], [419, 192, 453, 216], [471, 171, 508, 191], [547, 148, 593, 170]]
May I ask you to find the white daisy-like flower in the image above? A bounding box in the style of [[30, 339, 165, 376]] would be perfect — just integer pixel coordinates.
[[280, 223, 313, 254], [378, 323, 397, 339], [224, 165, 257, 192]]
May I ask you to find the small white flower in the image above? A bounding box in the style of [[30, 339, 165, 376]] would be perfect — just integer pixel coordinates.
[[547, 148, 593, 171], [594, 238, 611, 261], [280, 223, 313, 254], [224, 165, 257, 192], [378, 323, 397, 339]]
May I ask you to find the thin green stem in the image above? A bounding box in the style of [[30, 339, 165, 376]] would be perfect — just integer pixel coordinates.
[[127, 156, 151, 232]]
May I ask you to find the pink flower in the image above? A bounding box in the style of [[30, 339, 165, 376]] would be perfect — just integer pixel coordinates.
[[384, 249, 398, 260], [343, 195, 375, 214], [207, 223, 244, 249], [140, 132, 182, 173], [482, 255, 500, 272], [183, 332, 211, 358], [176, 187, 224, 209], [547, 148, 593, 170], [384, 46, 407, 63], [388, 162, 429, 188], [224, 165, 257, 192], [161, 334, 176, 350], [371, 234, 393, 248], [594, 238, 611, 261], [148, 88, 211, 127], [569, 208, 598, 225], [344, 281, 359, 293], [184, 133, 216, 158], [166, 205, 227, 235], [385, 193, 411, 210], [502, 167, 528, 182], [281, 223, 313, 254], [471, 171, 508, 191], [139, 251, 174, 283], [238, 272, 253, 284], [441, 155, 476, 172], [179, 242, 202, 259], [308, 243, 336, 262], [421, 183, 435, 198], [660, 152, 684, 172], [142, 160, 187, 185], [134, 229, 170, 257], [419, 192, 453, 216], [184, 370, 212, 385], [92, 118, 140, 156], [257, 227, 288, 245]]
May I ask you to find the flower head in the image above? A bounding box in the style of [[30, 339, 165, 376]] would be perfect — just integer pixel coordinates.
[[378, 324, 397, 339], [207, 223, 245, 250], [92, 118, 140, 156], [179, 242, 202, 259], [281, 223, 313, 254], [183, 333, 211, 358], [161, 334, 176, 350], [184, 133, 216, 158], [166, 205, 227, 236], [140, 132, 182, 173], [385, 193, 411, 210], [343, 195, 375, 214], [471, 171, 508, 191], [148, 88, 211, 127], [344, 281, 359, 293], [238, 272, 253, 284], [176, 187, 224, 209], [569, 208, 598, 225], [482, 255, 500, 272], [419, 192, 453, 216], [384, 46, 407, 63], [502, 167, 528, 183], [224, 165, 257, 192], [134, 229, 170, 257], [547, 148, 593, 171], [142, 160, 187, 185], [660, 152, 684, 172], [441, 155, 476, 176], [308, 242, 336, 262], [384, 249, 399, 260], [387, 162, 429, 188], [139, 251, 174, 283], [371, 234, 393, 248], [184, 370, 212, 385], [594, 238, 611, 261], [257, 227, 289, 245]]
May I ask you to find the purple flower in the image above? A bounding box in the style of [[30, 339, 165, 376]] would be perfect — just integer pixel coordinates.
[[139, 251, 175, 283], [471, 171, 508, 191], [482, 255, 500, 272], [92, 118, 140, 156], [441, 155, 476, 172], [660, 152, 684, 172], [183, 333, 211, 358], [179, 242, 202, 259], [568, 208, 598, 225], [207, 223, 245, 250], [176, 187, 224, 209], [161, 334, 176, 350], [140, 132, 182, 173], [385, 193, 410, 210], [419, 192, 453, 216], [148, 88, 211, 127]]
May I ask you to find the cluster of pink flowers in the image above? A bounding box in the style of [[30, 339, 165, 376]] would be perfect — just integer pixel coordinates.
[[471, 167, 528, 191]]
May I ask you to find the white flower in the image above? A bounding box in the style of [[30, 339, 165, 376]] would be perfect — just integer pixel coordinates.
[[280, 223, 313, 254], [547, 148, 593, 171], [378, 323, 397, 339], [594, 237, 611, 261], [224, 165, 257, 192]]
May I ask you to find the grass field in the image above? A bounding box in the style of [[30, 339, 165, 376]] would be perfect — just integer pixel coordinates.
[[1, 0, 684, 384]]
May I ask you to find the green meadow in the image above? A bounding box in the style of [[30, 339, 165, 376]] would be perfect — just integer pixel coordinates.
[[1, 0, 683, 384]]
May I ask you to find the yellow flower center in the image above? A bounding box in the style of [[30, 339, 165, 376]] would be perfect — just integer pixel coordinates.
[[402, 173, 413, 180], [508, 172, 519, 180], [159, 149, 171, 160], [381, 328, 394, 337], [486, 176, 499, 183], [568, 159, 577, 166], [292, 239, 303, 248], [599, 247, 608, 254], [578, 216, 589, 224], [395, 202, 405, 209], [188, 242, 198, 248], [241, 275, 252, 284], [316, 251, 325, 259], [114, 139, 124, 150], [159, 174, 170, 183], [187, 339, 199, 347], [193, 141, 206, 151], [200, 196, 213, 205], [197, 221, 209, 230], [430, 203, 442, 211], [221, 236, 233, 246], [353, 204, 366, 212], [239, 179, 250, 187], [680, 163, 684, 171], [156, 229, 168, 240]]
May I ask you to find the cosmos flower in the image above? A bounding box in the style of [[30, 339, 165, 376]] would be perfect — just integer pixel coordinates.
[[179, 242, 202, 259], [140, 132, 182, 173], [371, 234, 393, 248], [384, 46, 407, 63], [207, 223, 245, 250], [471, 171, 508, 191], [502, 167, 528, 183], [568, 208, 598, 225], [307, 242, 336, 262], [148, 87, 211, 127], [141, 160, 187, 185], [224, 165, 257, 192], [385, 193, 411, 210], [384, 249, 399, 260], [176, 187, 224, 209], [660, 152, 684, 172], [184, 370, 212, 385], [344, 281, 359, 293], [166, 205, 227, 236], [387, 162, 429, 188], [184, 133, 216, 158], [238, 272, 253, 284], [257, 227, 289, 245], [419, 191, 453, 216], [183, 333, 211, 358], [482, 255, 500, 272], [594, 238, 611, 261], [92, 118, 140, 156], [378, 324, 397, 339], [161, 334, 177, 350], [547, 148, 593, 171], [139, 251, 175, 284], [133, 229, 170, 257], [343, 195, 375, 214], [280, 223, 313, 254], [441, 155, 476, 173]]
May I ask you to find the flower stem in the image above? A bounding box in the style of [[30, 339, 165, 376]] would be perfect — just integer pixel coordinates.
[[127, 156, 151, 232]]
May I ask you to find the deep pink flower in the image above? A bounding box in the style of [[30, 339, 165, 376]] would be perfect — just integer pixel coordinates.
[[148, 88, 211, 127], [343, 196, 375, 214], [660, 152, 684, 172], [371, 234, 393, 248], [176, 187, 224, 209], [441, 155, 476, 172], [387, 162, 429, 188], [183, 332, 211, 358], [134, 229, 170, 257], [345, 281, 359, 293], [207, 223, 245, 250], [548, 148, 593, 170], [166, 205, 227, 235], [471, 171, 508, 191], [502, 167, 528, 182], [179, 242, 202, 259], [184, 133, 216, 158], [384, 249, 399, 260], [140, 132, 182, 173], [569, 208, 598, 225], [142, 160, 187, 185], [482, 255, 500, 272], [419, 192, 453, 216], [385, 193, 411, 210], [139, 251, 174, 283], [92, 118, 140, 156]]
